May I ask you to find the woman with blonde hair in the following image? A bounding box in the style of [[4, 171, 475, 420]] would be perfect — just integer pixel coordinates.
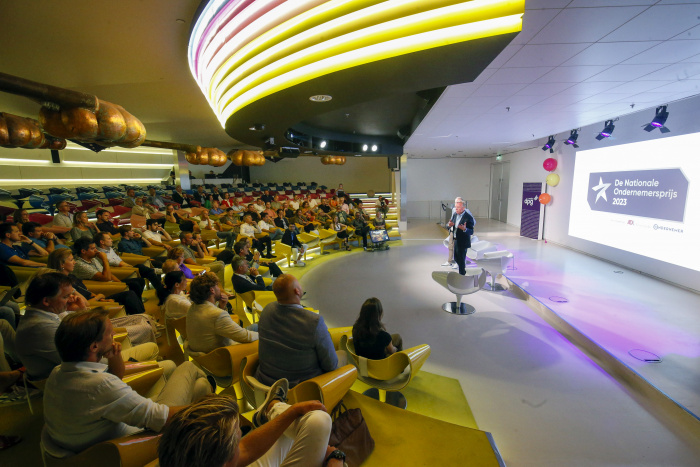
[[167, 247, 195, 279], [69, 211, 98, 242]]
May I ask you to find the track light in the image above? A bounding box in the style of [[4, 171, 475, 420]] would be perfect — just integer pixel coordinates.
[[319, 140, 327, 148], [564, 130, 579, 148], [371, 144, 378, 152], [596, 120, 615, 140], [542, 135, 555, 153], [643, 105, 670, 133], [362, 144, 368, 151]]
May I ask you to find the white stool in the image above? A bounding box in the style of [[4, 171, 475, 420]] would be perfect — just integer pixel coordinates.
[[432, 269, 486, 315]]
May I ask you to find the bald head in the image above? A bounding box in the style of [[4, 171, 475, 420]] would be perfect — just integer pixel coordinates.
[[272, 274, 302, 305]]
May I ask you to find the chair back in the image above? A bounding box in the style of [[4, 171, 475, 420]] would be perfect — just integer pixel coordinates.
[[231, 295, 253, 328], [170, 315, 188, 340], [129, 214, 147, 229], [238, 290, 255, 310], [123, 367, 165, 397], [192, 341, 259, 388], [164, 318, 186, 365]]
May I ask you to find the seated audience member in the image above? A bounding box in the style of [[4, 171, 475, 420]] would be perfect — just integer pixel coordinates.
[[186, 272, 258, 354], [194, 232, 212, 256], [72, 237, 146, 301], [95, 209, 119, 234], [253, 199, 266, 214], [284, 203, 295, 219], [179, 231, 226, 284], [294, 209, 316, 234], [192, 185, 206, 204], [220, 192, 233, 208], [69, 211, 99, 242], [209, 200, 224, 216], [245, 204, 261, 222], [49, 248, 147, 316], [0, 222, 48, 267], [271, 195, 282, 211], [375, 195, 389, 215], [161, 259, 182, 274], [274, 209, 289, 230], [352, 297, 403, 360], [117, 225, 163, 266], [158, 271, 192, 320], [263, 201, 277, 220], [172, 185, 192, 208], [158, 392, 342, 467], [280, 223, 306, 267], [23, 221, 67, 253], [260, 190, 274, 204], [51, 200, 74, 229], [373, 211, 388, 231], [199, 210, 236, 250], [12, 208, 29, 229], [43, 309, 211, 453], [353, 211, 370, 250], [132, 197, 165, 226], [142, 219, 173, 250], [15, 273, 157, 381], [167, 247, 196, 279], [331, 216, 351, 251], [230, 198, 244, 214], [165, 204, 199, 233], [147, 187, 167, 210], [94, 231, 163, 292], [123, 188, 138, 208], [258, 212, 283, 241], [232, 257, 271, 293], [256, 274, 344, 387], [16, 208, 69, 238], [240, 214, 273, 258], [218, 207, 241, 232], [234, 239, 283, 278]]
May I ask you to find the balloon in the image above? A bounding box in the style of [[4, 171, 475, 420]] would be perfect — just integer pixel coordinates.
[[539, 193, 551, 205], [546, 173, 560, 187], [543, 158, 557, 172]]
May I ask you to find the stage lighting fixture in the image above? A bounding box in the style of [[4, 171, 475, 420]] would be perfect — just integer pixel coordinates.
[[542, 135, 555, 153], [643, 105, 670, 133], [362, 144, 368, 151], [320, 140, 327, 148], [371, 144, 378, 152], [596, 120, 615, 140], [564, 129, 579, 148]]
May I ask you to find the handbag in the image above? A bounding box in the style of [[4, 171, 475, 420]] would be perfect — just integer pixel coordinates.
[[328, 402, 374, 467]]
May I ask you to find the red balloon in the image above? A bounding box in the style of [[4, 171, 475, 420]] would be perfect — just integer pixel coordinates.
[[539, 193, 552, 205], [543, 158, 558, 172]]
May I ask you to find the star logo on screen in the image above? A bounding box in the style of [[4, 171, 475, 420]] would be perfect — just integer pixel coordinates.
[[591, 177, 611, 203]]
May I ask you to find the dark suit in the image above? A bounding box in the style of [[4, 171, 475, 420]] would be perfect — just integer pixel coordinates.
[[450, 210, 475, 275], [281, 228, 303, 249], [232, 273, 268, 294], [172, 191, 190, 207]]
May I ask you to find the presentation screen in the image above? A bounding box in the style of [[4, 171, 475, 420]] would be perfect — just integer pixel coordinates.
[[569, 132, 699, 271]]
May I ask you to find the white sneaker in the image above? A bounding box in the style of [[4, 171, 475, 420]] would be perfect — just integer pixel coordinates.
[[296, 261, 306, 267], [451, 263, 459, 269], [441, 262, 452, 267]]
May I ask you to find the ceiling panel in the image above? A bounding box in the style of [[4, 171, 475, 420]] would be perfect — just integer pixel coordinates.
[[515, 81, 576, 96], [504, 43, 590, 68], [486, 67, 554, 84], [623, 40, 700, 64], [583, 63, 669, 82], [562, 41, 660, 66], [601, 4, 700, 42]]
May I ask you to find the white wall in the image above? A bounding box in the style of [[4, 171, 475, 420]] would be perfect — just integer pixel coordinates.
[[404, 157, 491, 219], [498, 95, 700, 292], [249, 156, 391, 193]]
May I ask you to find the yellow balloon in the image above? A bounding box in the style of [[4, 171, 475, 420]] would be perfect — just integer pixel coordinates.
[[546, 173, 560, 187]]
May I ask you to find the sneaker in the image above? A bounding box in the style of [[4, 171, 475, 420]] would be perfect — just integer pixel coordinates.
[[296, 261, 306, 267], [253, 378, 288, 427], [451, 263, 459, 269], [441, 262, 452, 267]]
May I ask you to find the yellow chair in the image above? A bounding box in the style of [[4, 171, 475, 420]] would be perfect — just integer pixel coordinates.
[[110, 266, 139, 281], [40, 426, 160, 467], [340, 334, 431, 409], [317, 229, 339, 254], [141, 246, 168, 259], [83, 280, 128, 297], [164, 318, 186, 365], [163, 221, 181, 236], [118, 253, 151, 266], [240, 353, 357, 412], [231, 295, 254, 328], [274, 241, 307, 267], [297, 232, 319, 249], [328, 326, 353, 351], [189, 341, 259, 391]]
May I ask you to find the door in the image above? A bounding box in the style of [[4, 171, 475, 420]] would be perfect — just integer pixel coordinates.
[[490, 162, 510, 222]]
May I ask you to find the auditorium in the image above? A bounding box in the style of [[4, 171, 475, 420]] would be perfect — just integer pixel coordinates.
[[1, 1, 699, 466]]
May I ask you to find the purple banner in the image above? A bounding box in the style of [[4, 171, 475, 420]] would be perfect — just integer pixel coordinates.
[[521, 182, 542, 239], [587, 168, 688, 222]]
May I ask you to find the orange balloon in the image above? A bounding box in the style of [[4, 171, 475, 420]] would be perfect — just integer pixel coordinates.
[[539, 193, 551, 205]]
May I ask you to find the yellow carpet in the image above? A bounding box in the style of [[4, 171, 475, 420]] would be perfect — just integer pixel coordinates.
[[0, 397, 44, 465], [349, 370, 478, 429]]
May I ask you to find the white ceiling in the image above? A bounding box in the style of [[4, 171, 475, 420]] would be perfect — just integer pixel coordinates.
[[1, 1, 699, 160], [405, 0, 700, 158]]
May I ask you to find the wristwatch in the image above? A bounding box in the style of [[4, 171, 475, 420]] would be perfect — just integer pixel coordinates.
[[324, 449, 346, 466]]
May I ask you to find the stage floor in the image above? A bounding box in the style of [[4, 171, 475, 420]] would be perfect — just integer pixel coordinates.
[[301, 218, 700, 467]]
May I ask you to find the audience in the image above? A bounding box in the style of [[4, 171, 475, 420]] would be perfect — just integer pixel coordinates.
[[0, 222, 48, 267], [51, 200, 74, 229], [240, 214, 273, 258], [186, 272, 258, 354], [49, 248, 147, 319], [352, 297, 403, 360], [94, 231, 164, 293], [141, 219, 173, 250], [280, 223, 306, 267], [256, 274, 345, 388], [158, 271, 191, 320], [179, 231, 226, 284], [117, 224, 158, 257], [95, 209, 119, 234], [167, 247, 196, 279], [258, 212, 283, 240], [43, 308, 210, 453], [69, 211, 98, 242], [234, 239, 283, 278]]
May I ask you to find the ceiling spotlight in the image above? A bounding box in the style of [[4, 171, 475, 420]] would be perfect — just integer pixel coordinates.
[[542, 135, 555, 153], [309, 94, 332, 102], [248, 123, 265, 131], [319, 140, 327, 148], [596, 120, 615, 140], [643, 105, 670, 133], [362, 144, 368, 151], [564, 129, 579, 148], [371, 144, 378, 152]]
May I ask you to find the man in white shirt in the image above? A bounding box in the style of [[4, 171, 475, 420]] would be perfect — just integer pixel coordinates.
[[141, 219, 173, 251], [51, 200, 74, 229], [123, 188, 138, 208], [258, 213, 283, 241], [240, 214, 273, 258], [179, 232, 227, 285], [186, 272, 258, 354], [43, 308, 211, 454], [253, 199, 266, 214], [198, 210, 236, 250], [94, 232, 163, 292]]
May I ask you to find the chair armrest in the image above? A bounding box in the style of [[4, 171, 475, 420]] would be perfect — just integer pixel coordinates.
[[123, 367, 165, 397], [328, 326, 353, 351], [111, 267, 139, 280], [83, 280, 129, 296], [195, 256, 217, 265], [119, 253, 150, 266], [289, 365, 357, 411], [141, 246, 167, 258]]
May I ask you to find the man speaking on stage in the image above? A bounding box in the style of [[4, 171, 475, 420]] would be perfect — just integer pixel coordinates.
[[448, 200, 475, 275]]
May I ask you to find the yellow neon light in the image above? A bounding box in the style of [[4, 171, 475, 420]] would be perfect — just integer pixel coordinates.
[[220, 15, 522, 123], [212, 0, 522, 105]]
